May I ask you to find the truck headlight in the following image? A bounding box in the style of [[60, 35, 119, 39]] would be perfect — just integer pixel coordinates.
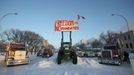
[[8, 59, 12, 61], [18, 60, 22, 63], [115, 55, 118, 57]]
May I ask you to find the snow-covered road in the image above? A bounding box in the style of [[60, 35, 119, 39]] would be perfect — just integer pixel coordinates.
[[0, 53, 133, 75]]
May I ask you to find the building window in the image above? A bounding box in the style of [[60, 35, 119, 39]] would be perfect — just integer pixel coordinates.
[[130, 43, 133, 49], [126, 44, 129, 48], [128, 35, 131, 40], [124, 36, 127, 40]]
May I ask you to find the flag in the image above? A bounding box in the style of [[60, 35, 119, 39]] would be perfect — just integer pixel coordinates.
[[77, 15, 80, 20], [81, 16, 85, 19], [77, 15, 85, 20]]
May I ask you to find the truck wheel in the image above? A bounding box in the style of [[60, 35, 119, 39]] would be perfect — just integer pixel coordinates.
[[6, 61, 10, 67], [98, 57, 103, 64], [117, 60, 121, 66], [37, 54, 39, 56], [4, 57, 6, 62], [72, 52, 77, 64], [42, 55, 45, 58], [117, 63, 121, 66], [99, 62, 103, 64], [57, 50, 62, 64], [6, 65, 10, 67]]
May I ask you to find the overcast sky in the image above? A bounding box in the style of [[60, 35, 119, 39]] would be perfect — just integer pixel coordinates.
[[0, 0, 134, 48]]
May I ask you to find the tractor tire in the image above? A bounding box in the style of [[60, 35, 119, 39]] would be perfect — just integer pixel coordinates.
[[72, 52, 77, 64], [57, 50, 62, 64]]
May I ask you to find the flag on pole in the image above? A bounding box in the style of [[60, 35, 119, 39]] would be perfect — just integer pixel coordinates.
[[77, 15, 85, 20]]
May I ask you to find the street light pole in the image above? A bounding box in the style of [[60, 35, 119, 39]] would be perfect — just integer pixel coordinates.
[[112, 14, 132, 53], [0, 13, 18, 42], [112, 14, 130, 33], [0, 13, 18, 31]]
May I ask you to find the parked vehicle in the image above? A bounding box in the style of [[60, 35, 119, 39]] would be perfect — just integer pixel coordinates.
[[42, 48, 53, 58], [76, 50, 85, 57], [37, 48, 53, 58], [37, 50, 42, 56], [76, 50, 95, 57], [98, 44, 122, 65], [5, 43, 30, 66], [76, 47, 96, 57], [84, 50, 95, 57]]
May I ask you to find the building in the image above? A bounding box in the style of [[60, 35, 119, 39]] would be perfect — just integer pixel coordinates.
[[80, 38, 89, 45], [121, 30, 134, 52]]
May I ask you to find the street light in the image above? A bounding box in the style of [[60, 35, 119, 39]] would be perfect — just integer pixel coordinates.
[[112, 13, 132, 53], [0, 13, 18, 31], [112, 13, 129, 33], [0, 13, 18, 42]]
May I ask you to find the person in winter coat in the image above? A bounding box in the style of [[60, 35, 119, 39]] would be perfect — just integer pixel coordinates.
[[123, 51, 129, 63]]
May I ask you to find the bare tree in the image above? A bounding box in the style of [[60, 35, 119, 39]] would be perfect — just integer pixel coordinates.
[[2, 29, 45, 52], [99, 31, 120, 44], [90, 39, 102, 48]]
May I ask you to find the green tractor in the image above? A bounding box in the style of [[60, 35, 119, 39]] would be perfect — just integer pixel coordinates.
[[57, 31, 77, 64]]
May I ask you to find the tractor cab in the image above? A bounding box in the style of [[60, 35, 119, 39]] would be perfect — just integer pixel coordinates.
[[62, 42, 71, 50], [61, 42, 72, 58]]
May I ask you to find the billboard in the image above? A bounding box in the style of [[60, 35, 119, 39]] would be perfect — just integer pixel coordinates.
[[55, 20, 79, 32]]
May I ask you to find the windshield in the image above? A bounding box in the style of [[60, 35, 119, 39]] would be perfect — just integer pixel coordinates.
[[12, 48, 25, 50], [104, 45, 117, 50], [11, 44, 25, 50], [63, 44, 69, 50]]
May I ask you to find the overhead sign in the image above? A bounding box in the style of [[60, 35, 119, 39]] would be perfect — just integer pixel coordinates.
[[55, 20, 79, 32]]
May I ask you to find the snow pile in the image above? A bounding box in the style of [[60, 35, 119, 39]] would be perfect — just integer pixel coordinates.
[[34, 60, 55, 68], [77, 57, 87, 65], [30, 53, 88, 69], [26, 53, 134, 75], [30, 53, 57, 68], [129, 53, 134, 59], [77, 57, 101, 68], [0, 53, 5, 61], [0, 55, 4, 61]]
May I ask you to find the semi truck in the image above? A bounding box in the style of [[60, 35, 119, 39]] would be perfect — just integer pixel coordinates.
[[98, 44, 123, 65], [5, 43, 30, 66]]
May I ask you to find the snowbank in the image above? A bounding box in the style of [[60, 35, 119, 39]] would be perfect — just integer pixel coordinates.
[[0, 53, 133, 75], [129, 53, 134, 74]]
